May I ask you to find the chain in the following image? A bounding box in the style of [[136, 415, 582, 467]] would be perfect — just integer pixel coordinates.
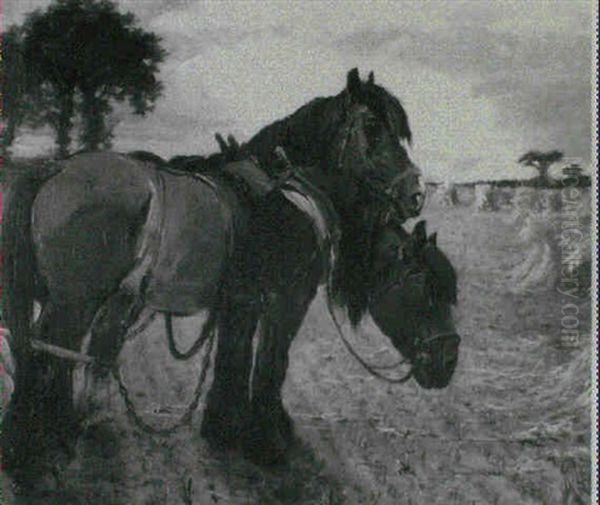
[[112, 327, 215, 436]]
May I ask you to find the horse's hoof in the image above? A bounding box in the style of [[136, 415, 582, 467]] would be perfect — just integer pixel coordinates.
[[240, 408, 292, 466], [240, 418, 289, 467]]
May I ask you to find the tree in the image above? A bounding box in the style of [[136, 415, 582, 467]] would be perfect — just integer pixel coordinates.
[[1, 26, 31, 153], [518, 150, 563, 186], [22, 0, 165, 157]]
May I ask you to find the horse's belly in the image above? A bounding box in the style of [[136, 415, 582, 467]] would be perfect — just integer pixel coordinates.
[[145, 172, 237, 315]]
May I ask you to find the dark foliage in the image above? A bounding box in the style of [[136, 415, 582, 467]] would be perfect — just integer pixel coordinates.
[[517, 149, 563, 185], [20, 0, 165, 156], [1, 26, 28, 152]]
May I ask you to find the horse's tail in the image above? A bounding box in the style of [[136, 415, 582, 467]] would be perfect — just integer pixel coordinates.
[[3, 163, 58, 354]]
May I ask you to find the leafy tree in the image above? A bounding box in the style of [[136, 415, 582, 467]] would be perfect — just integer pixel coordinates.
[[22, 0, 165, 157], [1, 26, 30, 153], [518, 150, 563, 186]]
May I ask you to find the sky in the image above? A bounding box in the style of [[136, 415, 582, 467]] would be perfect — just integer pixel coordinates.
[[4, 0, 595, 182]]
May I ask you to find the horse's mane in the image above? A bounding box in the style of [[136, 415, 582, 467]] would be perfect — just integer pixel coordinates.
[[244, 82, 412, 174], [243, 96, 343, 173]]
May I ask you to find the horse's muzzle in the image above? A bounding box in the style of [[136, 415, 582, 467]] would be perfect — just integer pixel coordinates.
[[413, 332, 460, 389], [408, 192, 425, 216], [388, 182, 425, 219]]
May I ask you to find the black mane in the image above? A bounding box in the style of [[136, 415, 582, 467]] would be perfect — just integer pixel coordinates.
[[243, 82, 412, 174], [243, 95, 344, 173]]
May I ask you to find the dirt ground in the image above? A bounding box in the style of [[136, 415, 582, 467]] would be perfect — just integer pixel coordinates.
[[3, 195, 592, 504]]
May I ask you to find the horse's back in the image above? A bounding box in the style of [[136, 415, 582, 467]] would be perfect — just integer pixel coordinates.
[[33, 152, 152, 233]]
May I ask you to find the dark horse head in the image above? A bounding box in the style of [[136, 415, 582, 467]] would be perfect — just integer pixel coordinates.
[[245, 68, 425, 221], [368, 220, 460, 388]]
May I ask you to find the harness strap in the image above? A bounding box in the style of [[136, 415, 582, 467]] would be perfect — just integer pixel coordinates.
[[324, 284, 414, 384], [112, 330, 215, 436], [120, 166, 165, 295], [165, 311, 216, 361], [30, 338, 94, 364]]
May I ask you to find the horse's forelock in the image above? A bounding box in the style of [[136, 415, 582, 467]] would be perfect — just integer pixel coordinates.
[[364, 84, 412, 145], [423, 246, 457, 304]]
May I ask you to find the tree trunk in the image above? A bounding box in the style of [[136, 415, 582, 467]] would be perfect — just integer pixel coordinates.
[[55, 90, 74, 159], [536, 163, 550, 186], [81, 89, 110, 151]]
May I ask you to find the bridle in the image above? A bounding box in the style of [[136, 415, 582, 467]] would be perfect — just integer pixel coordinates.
[[326, 225, 459, 384], [335, 108, 417, 220]]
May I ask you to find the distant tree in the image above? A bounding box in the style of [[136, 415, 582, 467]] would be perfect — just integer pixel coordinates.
[[22, 0, 165, 157], [518, 150, 564, 186], [1, 26, 30, 153]]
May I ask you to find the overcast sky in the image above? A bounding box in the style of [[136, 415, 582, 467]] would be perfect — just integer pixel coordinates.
[[5, 0, 595, 181]]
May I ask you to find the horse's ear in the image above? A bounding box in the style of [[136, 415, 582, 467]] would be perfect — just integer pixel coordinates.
[[367, 71, 374, 85], [227, 134, 240, 152], [413, 220, 427, 246], [347, 68, 362, 101], [428, 232, 437, 248], [215, 133, 228, 154]]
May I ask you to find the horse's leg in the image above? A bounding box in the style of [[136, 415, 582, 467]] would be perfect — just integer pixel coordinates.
[[88, 288, 144, 371], [78, 288, 144, 418], [242, 272, 319, 464], [3, 299, 98, 473], [200, 292, 260, 449]]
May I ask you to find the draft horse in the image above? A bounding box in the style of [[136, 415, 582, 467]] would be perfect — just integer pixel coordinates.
[[2, 69, 459, 471]]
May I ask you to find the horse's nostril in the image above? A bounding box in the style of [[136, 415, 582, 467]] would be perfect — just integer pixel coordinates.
[[442, 339, 459, 367], [411, 193, 424, 210]]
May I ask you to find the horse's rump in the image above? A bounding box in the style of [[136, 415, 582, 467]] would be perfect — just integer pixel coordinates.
[[30, 152, 240, 315], [32, 152, 156, 301]]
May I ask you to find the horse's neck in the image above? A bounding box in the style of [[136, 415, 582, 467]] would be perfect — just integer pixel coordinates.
[[245, 94, 343, 181]]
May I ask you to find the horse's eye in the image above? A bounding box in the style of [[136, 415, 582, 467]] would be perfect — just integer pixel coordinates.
[[364, 117, 381, 138]]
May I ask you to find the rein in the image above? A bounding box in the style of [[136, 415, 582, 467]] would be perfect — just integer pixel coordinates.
[[325, 280, 414, 384], [320, 214, 414, 383]]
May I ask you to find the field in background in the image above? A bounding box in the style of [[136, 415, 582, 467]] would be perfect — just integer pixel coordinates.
[[1, 186, 592, 504]]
